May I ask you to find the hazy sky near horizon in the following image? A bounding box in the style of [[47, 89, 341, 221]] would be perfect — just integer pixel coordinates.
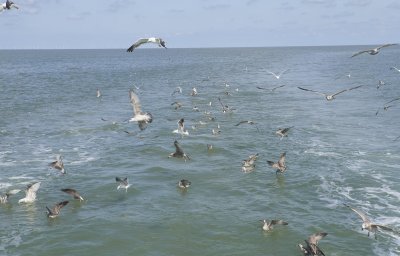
[[1, 0, 399, 49]]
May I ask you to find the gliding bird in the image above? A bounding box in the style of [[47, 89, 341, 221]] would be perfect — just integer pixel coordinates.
[[351, 44, 397, 58], [129, 89, 153, 130], [127, 37, 166, 52], [297, 85, 364, 101]]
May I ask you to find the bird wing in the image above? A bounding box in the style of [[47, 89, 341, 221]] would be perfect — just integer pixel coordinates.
[[278, 69, 289, 76], [256, 86, 267, 90], [384, 97, 400, 105], [116, 177, 128, 185], [377, 43, 397, 50], [344, 204, 371, 223], [127, 38, 150, 52], [25, 182, 40, 201], [351, 49, 369, 58], [307, 232, 328, 245], [129, 89, 142, 115], [267, 160, 276, 167], [332, 85, 363, 97], [278, 152, 286, 166], [138, 121, 148, 131], [61, 188, 76, 195], [271, 85, 286, 91], [174, 140, 184, 155], [297, 87, 326, 97], [235, 121, 248, 126], [53, 201, 69, 214], [372, 224, 395, 232], [267, 71, 278, 78], [281, 126, 293, 134]]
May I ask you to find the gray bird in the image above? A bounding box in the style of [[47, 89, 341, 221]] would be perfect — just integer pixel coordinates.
[[276, 126, 293, 139], [169, 140, 190, 161], [297, 85, 364, 101], [46, 201, 69, 218], [0, 189, 20, 204], [178, 179, 191, 189], [116, 177, 131, 192], [49, 155, 65, 174], [351, 44, 397, 58], [298, 232, 327, 256]]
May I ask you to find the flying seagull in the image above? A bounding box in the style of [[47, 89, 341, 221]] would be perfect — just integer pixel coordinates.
[[173, 118, 189, 136], [171, 101, 183, 110], [127, 37, 166, 52], [344, 204, 397, 239], [178, 179, 191, 189], [260, 219, 288, 231], [18, 182, 41, 203], [46, 201, 69, 218], [390, 66, 400, 73], [276, 127, 293, 139], [61, 188, 84, 201], [0, 189, 20, 204], [267, 152, 287, 174], [297, 85, 364, 101], [267, 69, 289, 79], [1, 0, 19, 11], [49, 155, 65, 174], [129, 89, 153, 130], [218, 97, 235, 113], [351, 44, 397, 58], [235, 120, 256, 126], [256, 85, 286, 92], [298, 232, 328, 256], [169, 140, 190, 161]]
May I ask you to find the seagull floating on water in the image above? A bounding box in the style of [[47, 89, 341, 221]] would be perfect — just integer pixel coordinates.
[[242, 153, 258, 173], [18, 182, 41, 203], [116, 177, 131, 192], [169, 140, 190, 161], [351, 44, 397, 58], [267, 152, 287, 174], [260, 219, 288, 231], [298, 232, 328, 256], [126, 37, 166, 52], [46, 201, 69, 218], [49, 155, 65, 174], [344, 204, 397, 239], [173, 118, 189, 136], [0, 189, 20, 204], [129, 89, 153, 130], [61, 188, 84, 201], [297, 85, 364, 101], [377, 80, 385, 89], [267, 69, 289, 79], [276, 126, 293, 139], [190, 87, 198, 96], [178, 179, 191, 189], [1, 0, 19, 11]]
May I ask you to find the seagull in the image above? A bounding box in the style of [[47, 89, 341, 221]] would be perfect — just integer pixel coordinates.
[[173, 118, 189, 136], [256, 85, 286, 92], [190, 87, 198, 96], [116, 177, 131, 192], [267, 152, 287, 174], [267, 69, 289, 79], [126, 37, 166, 52], [298, 232, 328, 256], [61, 188, 84, 201], [260, 219, 288, 231], [344, 204, 397, 239], [46, 201, 69, 218], [171, 101, 183, 110], [129, 89, 153, 130], [171, 86, 182, 96], [297, 85, 364, 101], [96, 88, 102, 98], [351, 44, 397, 58], [276, 126, 293, 139], [49, 155, 65, 174], [207, 144, 213, 151], [178, 179, 191, 189], [235, 120, 255, 126], [18, 182, 41, 203], [390, 66, 400, 73], [0, 189, 20, 204], [218, 97, 235, 113], [377, 80, 385, 89], [168, 140, 190, 161], [242, 153, 258, 173], [1, 0, 19, 11]]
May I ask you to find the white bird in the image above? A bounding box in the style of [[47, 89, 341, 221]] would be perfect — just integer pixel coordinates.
[[126, 37, 166, 52], [190, 87, 198, 96], [18, 182, 41, 203], [390, 66, 400, 73], [351, 44, 397, 58], [297, 85, 364, 101], [267, 69, 289, 79], [1, 0, 19, 11], [260, 219, 288, 231], [129, 89, 153, 130], [116, 177, 131, 192], [173, 118, 189, 136], [96, 88, 102, 98], [46, 201, 69, 218], [171, 86, 182, 96]]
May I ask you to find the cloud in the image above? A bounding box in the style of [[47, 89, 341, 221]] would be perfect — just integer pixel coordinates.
[[168, 9, 184, 13], [203, 4, 231, 10]]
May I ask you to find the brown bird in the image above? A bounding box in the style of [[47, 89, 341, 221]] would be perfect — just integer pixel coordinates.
[[298, 232, 328, 256], [267, 152, 286, 174], [169, 140, 190, 161], [49, 155, 65, 174], [61, 188, 84, 201], [46, 201, 69, 218]]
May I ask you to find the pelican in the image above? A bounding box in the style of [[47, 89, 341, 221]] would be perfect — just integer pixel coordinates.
[[1, 0, 19, 11], [61, 188, 84, 201], [173, 118, 189, 136], [46, 201, 69, 218], [168, 140, 190, 161], [267, 152, 286, 174], [129, 89, 153, 130], [276, 126, 293, 139], [178, 179, 191, 189], [49, 155, 65, 174], [0, 189, 20, 204], [116, 177, 131, 192], [297, 85, 364, 101], [351, 44, 397, 58], [260, 219, 288, 231], [298, 232, 328, 256], [344, 204, 397, 239], [18, 182, 41, 203], [126, 37, 166, 52], [267, 69, 289, 79]]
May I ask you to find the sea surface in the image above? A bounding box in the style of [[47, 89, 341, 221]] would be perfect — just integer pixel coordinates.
[[0, 46, 399, 256]]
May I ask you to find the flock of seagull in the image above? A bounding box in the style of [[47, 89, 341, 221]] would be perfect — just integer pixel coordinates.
[[2, 4, 400, 253]]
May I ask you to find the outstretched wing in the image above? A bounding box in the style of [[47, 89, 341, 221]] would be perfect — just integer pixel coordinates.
[[53, 200, 69, 215], [127, 38, 150, 52], [174, 140, 184, 155], [351, 49, 369, 58], [129, 89, 142, 115], [344, 204, 371, 223], [332, 85, 363, 97], [297, 87, 326, 97], [25, 182, 41, 201], [377, 43, 397, 50], [278, 152, 286, 166], [271, 85, 286, 91]]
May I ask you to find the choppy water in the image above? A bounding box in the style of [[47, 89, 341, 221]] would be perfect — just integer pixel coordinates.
[[1, 46, 399, 255]]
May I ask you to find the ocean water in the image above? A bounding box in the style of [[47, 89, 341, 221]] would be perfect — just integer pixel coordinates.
[[0, 46, 399, 256]]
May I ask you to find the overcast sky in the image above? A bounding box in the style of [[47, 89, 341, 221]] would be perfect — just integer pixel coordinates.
[[1, 0, 399, 49]]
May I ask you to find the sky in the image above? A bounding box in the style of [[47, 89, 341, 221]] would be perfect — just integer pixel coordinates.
[[0, 0, 399, 49]]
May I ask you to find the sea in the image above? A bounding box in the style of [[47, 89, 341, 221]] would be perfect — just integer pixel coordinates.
[[0, 46, 399, 256]]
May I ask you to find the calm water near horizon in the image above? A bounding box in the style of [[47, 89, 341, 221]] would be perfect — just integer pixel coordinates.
[[1, 46, 399, 255]]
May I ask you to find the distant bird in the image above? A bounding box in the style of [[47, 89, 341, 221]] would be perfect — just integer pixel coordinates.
[[235, 120, 255, 126], [298, 232, 328, 256], [116, 177, 131, 192], [377, 80, 385, 89], [129, 89, 153, 130], [256, 85, 286, 92], [297, 85, 364, 101], [18, 182, 41, 203], [190, 87, 198, 96], [169, 140, 190, 161], [49, 155, 65, 174], [192, 106, 199, 112], [276, 126, 293, 139], [0, 189, 20, 204], [344, 204, 396, 239], [351, 44, 397, 58], [242, 153, 258, 173], [218, 97, 235, 113], [267, 69, 289, 79], [46, 201, 69, 218], [171, 101, 183, 110], [384, 96, 400, 106], [61, 188, 84, 201], [1, 0, 19, 11], [96, 88, 102, 98], [267, 152, 287, 174], [173, 118, 189, 136], [207, 144, 213, 151], [212, 128, 221, 136], [260, 219, 288, 231], [390, 66, 400, 73], [178, 179, 191, 189], [171, 86, 182, 96], [126, 37, 166, 52]]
